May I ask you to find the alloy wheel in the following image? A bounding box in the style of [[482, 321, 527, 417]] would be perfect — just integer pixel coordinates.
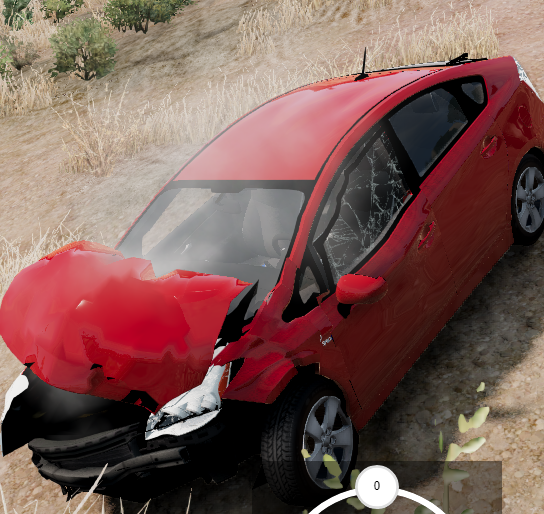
[[302, 395, 354, 488], [516, 165, 544, 233]]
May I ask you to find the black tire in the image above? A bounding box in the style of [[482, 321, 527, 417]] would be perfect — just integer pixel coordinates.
[[511, 153, 544, 245], [260, 374, 359, 510]]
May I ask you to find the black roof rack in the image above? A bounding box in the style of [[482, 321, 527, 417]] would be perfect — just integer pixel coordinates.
[[353, 53, 488, 80]]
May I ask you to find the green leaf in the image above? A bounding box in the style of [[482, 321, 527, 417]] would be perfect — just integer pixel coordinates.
[[461, 436, 486, 453], [103, 0, 194, 34], [460, 509, 474, 514], [439, 430, 443, 453], [323, 476, 343, 489], [445, 443, 462, 462], [442, 463, 470, 486], [323, 453, 342, 478], [47, 17, 117, 80], [458, 408, 490, 433], [413, 499, 441, 514], [300, 449, 310, 459], [350, 468, 361, 490], [476, 382, 485, 392], [346, 497, 366, 510]]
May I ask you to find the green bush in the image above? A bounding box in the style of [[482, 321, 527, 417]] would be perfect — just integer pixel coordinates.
[[103, 0, 194, 34], [0, 34, 40, 70], [2, 0, 33, 30], [47, 17, 117, 81], [0, 39, 15, 79], [40, 0, 85, 23]]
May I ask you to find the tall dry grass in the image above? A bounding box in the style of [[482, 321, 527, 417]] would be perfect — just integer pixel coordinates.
[[54, 3, 499, 177], [0, 213, 84, 298], [237, 0, 392, 57], [0, 464, 154, 514]]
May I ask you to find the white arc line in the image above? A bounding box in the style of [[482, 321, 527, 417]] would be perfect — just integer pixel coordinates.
[[307, 488, 447, 514]]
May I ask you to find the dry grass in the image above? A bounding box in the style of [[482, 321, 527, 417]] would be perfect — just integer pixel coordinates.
[[366, 3, 500, 71], [0, 212, 85, 298], [0, 465, 153, 514], [54, 3, 499, 177], [236, 0, 392, 57], [0, 0, 499, 162]]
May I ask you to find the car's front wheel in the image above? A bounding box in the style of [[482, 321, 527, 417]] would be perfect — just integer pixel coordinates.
[[512, 153, 544, 245], [260, 375, 359, 509]]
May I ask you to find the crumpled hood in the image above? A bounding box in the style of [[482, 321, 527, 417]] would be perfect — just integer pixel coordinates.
[[0, 241, 250, 412]]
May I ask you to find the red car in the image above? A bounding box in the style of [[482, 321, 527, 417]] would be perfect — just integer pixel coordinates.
[[1, 53, 543, 510]]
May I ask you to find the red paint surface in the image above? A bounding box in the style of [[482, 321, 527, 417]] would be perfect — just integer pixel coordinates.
[[336, 275, 387, 305], [0, 242, 249, 412], [173, 70, 439, 182]]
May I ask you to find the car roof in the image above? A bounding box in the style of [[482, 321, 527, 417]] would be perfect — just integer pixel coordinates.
[[173, 67, 447, 182]]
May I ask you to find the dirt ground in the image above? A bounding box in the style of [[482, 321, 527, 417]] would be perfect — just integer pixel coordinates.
[[2, 0, 544, 512]]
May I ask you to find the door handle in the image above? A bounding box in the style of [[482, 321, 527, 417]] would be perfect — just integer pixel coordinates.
[[418, 221, 436, 250], [481, 135, 498, 159]]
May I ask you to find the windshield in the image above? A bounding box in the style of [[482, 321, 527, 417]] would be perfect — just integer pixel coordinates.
[[117, 183, 307, 314]]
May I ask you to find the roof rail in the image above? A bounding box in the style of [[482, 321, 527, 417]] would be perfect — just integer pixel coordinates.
[[353, 53, 488, 80]]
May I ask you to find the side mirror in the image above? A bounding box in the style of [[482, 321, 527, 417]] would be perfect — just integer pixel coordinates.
[[336, 275, 387, 305]]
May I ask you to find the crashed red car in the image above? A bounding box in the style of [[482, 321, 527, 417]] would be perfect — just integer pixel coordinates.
[[1, 53, 543, 510]]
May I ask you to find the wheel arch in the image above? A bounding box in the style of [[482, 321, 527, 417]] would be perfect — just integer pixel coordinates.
[[268, 364, 356, 419], [524, 147, 544, 165]]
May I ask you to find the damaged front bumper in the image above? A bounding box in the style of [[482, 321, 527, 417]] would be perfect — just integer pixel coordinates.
[[29, 405, 249, 503]]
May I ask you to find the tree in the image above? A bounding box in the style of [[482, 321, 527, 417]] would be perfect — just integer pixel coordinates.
[[103, 0, 194, 35], [48, 17, 117, 81]]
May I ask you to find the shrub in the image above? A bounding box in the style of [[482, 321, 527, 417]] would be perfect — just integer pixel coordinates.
[[0, 42, 14, 80], [103, 0, 194, 34], [40, 0, 85, 23], [0, 34, 40, 70], [47, 17, 117, 80], [2, 0, 34, 29]]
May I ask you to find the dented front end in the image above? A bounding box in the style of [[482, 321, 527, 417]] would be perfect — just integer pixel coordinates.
[[0, 240, 251, 412], [0, 241, 264, 500]]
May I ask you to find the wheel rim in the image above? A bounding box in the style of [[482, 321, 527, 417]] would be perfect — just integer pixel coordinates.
[[516, 166, 544, 233], [302, 395, 354, 489]]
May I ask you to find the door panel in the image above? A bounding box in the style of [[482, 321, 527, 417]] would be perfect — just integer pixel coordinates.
[[319, 192, 455, 411], [422, 115, 510, 292]]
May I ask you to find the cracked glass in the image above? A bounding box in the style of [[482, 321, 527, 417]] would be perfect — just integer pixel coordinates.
[[317, 132, 410, 284]]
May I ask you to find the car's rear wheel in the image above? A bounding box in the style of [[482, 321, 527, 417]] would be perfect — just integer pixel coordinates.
[[260, 375, 359, 509], [512, 153, 544, 245]]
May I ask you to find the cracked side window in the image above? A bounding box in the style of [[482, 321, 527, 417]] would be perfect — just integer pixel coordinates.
[[389, 87, 468, 177], [318, 132, 410, 284]]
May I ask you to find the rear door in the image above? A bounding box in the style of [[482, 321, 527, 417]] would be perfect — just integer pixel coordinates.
[[388, 76, 509, 296]]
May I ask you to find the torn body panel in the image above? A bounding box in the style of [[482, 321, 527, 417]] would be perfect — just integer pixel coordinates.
[[212, 258, 363, 426], [0, 242, 250, 412]]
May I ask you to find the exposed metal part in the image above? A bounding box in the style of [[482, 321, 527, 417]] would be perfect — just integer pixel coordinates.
[[145, 342, 229, 440], [1, 372, 28, 424]]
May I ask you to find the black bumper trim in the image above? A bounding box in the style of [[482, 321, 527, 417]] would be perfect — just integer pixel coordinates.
[[34, 446, 191, 490]]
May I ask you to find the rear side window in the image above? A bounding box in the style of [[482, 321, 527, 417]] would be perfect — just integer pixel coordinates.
[[388, 78, 487, 178], [389, 88, 467, 177]]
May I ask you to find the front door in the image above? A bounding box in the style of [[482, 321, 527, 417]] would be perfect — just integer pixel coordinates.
[[303, 125, 455, 411]]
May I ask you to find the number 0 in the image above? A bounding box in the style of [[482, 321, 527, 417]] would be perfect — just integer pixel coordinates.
[[374, 481, 380, 490]]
